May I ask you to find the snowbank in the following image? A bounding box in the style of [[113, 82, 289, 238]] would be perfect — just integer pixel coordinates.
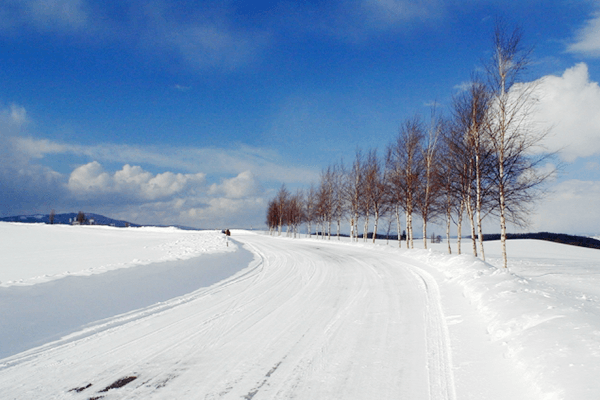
[[404, 241, 600, 400], [0, 222, 234, 286]]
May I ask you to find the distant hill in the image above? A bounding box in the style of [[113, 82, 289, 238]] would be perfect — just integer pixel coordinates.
[[482, 232, 600, 250], [0, 213, 140, 228]]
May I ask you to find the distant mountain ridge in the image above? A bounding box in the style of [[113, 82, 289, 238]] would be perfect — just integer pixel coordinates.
[[0, 213, 140, 228]]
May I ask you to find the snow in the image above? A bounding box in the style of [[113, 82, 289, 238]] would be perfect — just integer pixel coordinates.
[[0, 222, 233, 286], [1, 224, 600, 399], [398, 238, 600, 400]]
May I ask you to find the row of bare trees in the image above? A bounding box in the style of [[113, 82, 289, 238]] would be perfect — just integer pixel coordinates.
[[266, 22, 553, 269]]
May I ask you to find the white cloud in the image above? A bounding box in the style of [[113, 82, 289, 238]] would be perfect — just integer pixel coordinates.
[[531, 179, 600, 235], [9, 103, 28, 125], [209, 171, 262, 199], [568, 11, 600, 57], [63, 162, 271, 228], [13, 137, 318, 185], [276, 0, 443, 44], [98, 190, 268, 229], [67, 162, 206, 202], [0, 1, 268, 70], [453, 81, 473, 92], [360, 0, 443, 26], [181, 197, 267, 229], [0, 103, 66, 215], [0, 0, 88, 33], [0, 103, 29, 129], [531, 63, 600, 162], [586, 161, 600, 171], [155, 19, 268, 70], [15, 137, 69, 159]]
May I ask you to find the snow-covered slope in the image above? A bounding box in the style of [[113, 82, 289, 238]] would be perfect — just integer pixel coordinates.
[[1, 225, 600, 399], [0, 222, 232, 286]]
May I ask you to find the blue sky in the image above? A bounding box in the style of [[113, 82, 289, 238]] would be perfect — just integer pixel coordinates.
[[1, 0, 600, 234]]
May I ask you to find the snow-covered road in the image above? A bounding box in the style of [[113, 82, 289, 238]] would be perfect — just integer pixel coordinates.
[[0, 231, 455, 399]]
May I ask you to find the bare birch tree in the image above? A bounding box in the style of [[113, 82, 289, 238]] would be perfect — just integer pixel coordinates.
[[331, 162, 346, 240], [361, 150, 377, 241], [388, 116, 423, 248], [304, 183, 317, 237], [416, 109, 443, 249], [287, 189, 305, 238], [275, 184, 290, 236], [385, 147, 404, 248], [266, 199, 279, 235], [485, 21, 553, 269], [452, 77, 497, 259], [317, 166, 336, 240], [365, 149, 389, 243], [439, 125, 460, 254], [444, 116, 476, 256], [345, 150, 364, 242]]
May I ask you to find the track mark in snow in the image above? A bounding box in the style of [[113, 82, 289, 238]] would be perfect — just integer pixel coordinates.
[[266, 360, 283, 377], [405, 264, 457, 400], [68, 383, 92, 392], [98, 375, 137, 392], [242, 359, 285, 399], [153, 374, 177, 389]]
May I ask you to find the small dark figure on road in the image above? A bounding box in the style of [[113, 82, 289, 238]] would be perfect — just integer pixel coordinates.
[[225, 229, 231, 236]]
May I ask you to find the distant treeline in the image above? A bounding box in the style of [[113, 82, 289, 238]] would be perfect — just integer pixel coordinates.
[[311, 232, 408, 241], [482, 232, 600, 250]]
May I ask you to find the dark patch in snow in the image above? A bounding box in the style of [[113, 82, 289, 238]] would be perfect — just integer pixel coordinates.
[[153, 375, 176, 389], [69, 383, 92, 392], [99, 376, 137, 392], [243, 388, 260, 399], [265, 361, 282, 377], [242, 360, 284, 399]]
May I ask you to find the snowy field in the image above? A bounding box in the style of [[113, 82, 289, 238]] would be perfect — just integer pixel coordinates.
[[0, 223, 250, 358], [0, 223, 234, 286], [1, 223, 600, 399]]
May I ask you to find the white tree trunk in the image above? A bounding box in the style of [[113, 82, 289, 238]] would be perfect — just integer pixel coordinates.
[[466, 200, 477, 257], [406, 210, 414, 249], [396, 206, 402, 248], [476, 153, 486, 261], [372, 210, 379, 244], [422, 219, 427, 249], [446, 209, 452, 254], [457, 199, 464, 255], [500, 181, 508, 269], [476, 206, 485, 261]]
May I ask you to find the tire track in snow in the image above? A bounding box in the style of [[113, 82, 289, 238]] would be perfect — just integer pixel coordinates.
[[403, 263, 457, 400]]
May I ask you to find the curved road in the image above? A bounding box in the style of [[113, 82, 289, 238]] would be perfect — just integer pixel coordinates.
[[0, 232, 455, 399]]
